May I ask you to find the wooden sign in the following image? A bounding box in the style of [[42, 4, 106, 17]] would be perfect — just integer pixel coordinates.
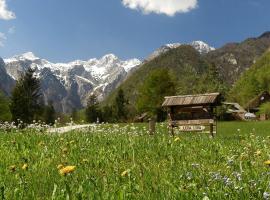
[[179, 125, 206, 132]]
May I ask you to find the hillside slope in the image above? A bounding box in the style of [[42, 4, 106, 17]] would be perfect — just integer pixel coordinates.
[[206, 32, 270, 85], [104, 45, 225, 115], [229, 49, 270, 106]]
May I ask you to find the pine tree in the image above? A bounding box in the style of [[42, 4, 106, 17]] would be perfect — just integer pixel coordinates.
[[10, 68, 42, 124], [136, 68, 176, 121], [113, 89, 128, 121], [85, 94, 100, 123], [102, 105, 114, 122], [43, 101, 56, 125]]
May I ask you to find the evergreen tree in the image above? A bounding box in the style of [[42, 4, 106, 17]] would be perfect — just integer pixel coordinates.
[[71, 108, 78, 123], [10, 68, 42, 124], [0, 91, 11, 121], [136, 68, 176, 121], [113, 89, 128, 121], [85, 94, 100, 123], [43, 101, 56, 125], [102, 105, 114, 123]]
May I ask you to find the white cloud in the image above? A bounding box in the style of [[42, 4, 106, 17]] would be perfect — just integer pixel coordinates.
[[0, 0, 16, 20], [0, 32, 7, 47], [122, 0, 198, 16]]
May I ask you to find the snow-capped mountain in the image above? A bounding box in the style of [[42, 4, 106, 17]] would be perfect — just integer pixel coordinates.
[[4, 52, 141, 113], [1, 41, 213, 113], [146, 41, 215, 61], [190, 41, 215, 54]]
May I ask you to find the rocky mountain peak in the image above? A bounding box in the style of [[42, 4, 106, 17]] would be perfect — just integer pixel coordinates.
[[146, 41, 215, 62], [190, 41, 215, 54], [5, 52, 39, 63], [100, 54, 119, 64], [259, 31, 270, 39]]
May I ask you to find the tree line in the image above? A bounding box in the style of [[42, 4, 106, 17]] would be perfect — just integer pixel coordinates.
[[0, 67, 189, 125], [7, 68, 56, 126]]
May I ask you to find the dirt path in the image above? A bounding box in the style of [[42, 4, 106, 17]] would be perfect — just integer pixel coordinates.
[[47, 124, 94, 134]]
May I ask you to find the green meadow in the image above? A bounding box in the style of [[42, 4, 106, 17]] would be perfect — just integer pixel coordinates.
[[0, 121, 270, 199]]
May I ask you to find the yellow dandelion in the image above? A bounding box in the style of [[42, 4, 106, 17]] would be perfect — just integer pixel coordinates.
[[121, 169, 130, 177], [264, 160, 270, 166], [59, 166, 76, 176], [174, 137, 180, 142], [10, 165, 16, 172], [57, 164, 64, 170], [22, 164, 28, 170]]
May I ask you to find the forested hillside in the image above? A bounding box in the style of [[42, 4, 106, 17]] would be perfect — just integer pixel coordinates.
[[206, 32, 270, 85], [104, 45, 226, 117], [229, 49, 270, 106], [103, 32, 270, 120]]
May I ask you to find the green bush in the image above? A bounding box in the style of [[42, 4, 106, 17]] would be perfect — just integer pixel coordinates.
[[258, 102, 270, 116]]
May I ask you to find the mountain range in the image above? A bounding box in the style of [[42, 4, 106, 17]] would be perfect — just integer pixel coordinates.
[[2, 52, 140, 113], [104, 32, 270, 117], [0, 41, 214, 113], [1, 32, 270, 113]]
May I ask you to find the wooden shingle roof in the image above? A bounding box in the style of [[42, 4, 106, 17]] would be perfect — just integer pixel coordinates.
[[162, 93, 221, 107], [245, 91, 270, 110]]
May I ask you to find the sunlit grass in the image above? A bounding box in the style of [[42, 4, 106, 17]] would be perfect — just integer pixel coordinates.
[[0, 121, 270, 199]]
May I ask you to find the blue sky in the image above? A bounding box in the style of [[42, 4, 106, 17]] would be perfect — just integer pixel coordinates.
[[0, 0, 270, 62]]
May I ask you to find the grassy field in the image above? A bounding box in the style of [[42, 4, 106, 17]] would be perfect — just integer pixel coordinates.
[[0, 121, 270, 199]]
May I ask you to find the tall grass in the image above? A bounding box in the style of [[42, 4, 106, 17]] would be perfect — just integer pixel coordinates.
[[0, 122, 269, 199]]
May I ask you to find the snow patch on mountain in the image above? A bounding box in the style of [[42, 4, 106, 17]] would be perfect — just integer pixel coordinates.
[[165, 43, 182, 49], [146, 41, 215, 61], [5, 52, 39, 63], [190, 41, 215, 54]]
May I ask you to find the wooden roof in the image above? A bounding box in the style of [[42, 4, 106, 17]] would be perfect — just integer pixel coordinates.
[[162, 93, 221, 107], [245, 91, 270, 110], [223, 102, 247, 113]]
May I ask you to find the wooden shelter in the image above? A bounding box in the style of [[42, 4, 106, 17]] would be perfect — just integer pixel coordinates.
[[162, 93, 222, 136], [245, 91, 270, 120], [223, 102, 247, 121]]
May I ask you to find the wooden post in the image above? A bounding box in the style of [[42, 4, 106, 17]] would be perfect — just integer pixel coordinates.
[[209, 106, 214, 137], [210, 121, 214, 137], [170, 124, 174, 136], [149, 118, 156, 135], [168, 108, 174, 136]]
